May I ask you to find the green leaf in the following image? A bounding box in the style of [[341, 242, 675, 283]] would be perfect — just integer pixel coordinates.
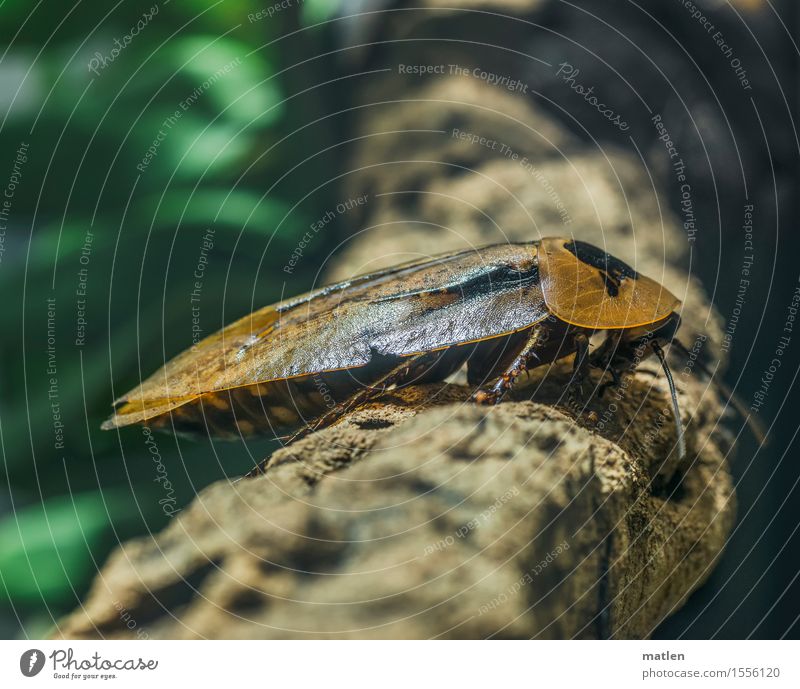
[[165, 36, 283, 126], [141, 188, 301, 236]]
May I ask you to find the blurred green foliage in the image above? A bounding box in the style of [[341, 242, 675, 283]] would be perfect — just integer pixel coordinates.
[[0, 0, 346, 637]]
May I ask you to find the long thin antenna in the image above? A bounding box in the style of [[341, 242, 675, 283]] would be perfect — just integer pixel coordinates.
[[652, 341, 686, 462], [670, 340, 766, 445]]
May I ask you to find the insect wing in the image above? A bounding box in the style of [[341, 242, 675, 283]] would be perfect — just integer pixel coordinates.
[[105, 243, 547, 429]]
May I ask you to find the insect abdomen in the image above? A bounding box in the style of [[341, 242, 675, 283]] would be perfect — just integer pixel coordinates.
[[147, 373, 367, 439], [145, 346, 475, 439]]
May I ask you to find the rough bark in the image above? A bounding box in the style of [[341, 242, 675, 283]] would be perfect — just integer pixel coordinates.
[[55, 0, 735, 639]]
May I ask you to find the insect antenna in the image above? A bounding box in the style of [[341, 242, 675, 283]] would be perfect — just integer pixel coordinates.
[[669, 340, 766, 445], [652, 341, 686, 462]]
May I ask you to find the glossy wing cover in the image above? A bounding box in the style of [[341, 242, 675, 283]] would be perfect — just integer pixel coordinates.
[[104, 243, 548, 429]]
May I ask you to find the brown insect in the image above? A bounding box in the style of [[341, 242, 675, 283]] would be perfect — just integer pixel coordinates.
[[104, 237, 689, 475]]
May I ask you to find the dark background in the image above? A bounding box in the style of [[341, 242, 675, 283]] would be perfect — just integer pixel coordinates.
[[0, 0, 797, 639]]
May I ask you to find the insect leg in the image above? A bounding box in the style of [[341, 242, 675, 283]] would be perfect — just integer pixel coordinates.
[[566, 332, 591, 412], [596, 367, 621, 399], [244, 353, 429, 478], [471, 326, 543, 405], [572, 332, 591, 380], [593, 331, 638, 398]]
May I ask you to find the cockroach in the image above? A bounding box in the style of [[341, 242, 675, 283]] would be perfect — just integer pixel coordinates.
[[103, 237, 733, 476]]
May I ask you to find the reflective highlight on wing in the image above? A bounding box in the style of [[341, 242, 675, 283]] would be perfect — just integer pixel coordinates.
[[105, 242, 548, 430]]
